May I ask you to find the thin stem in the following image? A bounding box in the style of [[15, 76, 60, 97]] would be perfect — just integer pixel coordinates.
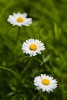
[[0, 66, 22, 84], [38, 90, 42, 100], [32, 92, 39, 100], [42, 93, 48, 100], [18, 27, 21, 35], [58, 66, 66, 100], [15, 27, 21, 43], [21, 58, 32, 76]]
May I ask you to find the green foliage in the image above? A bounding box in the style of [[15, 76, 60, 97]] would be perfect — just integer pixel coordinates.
[[0, 0, 67, 100]]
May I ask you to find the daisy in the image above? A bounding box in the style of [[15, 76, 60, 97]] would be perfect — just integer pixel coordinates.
[[34, 74, 57, 93], [7, 12, 32, 27], [22, 38, 45, 57]]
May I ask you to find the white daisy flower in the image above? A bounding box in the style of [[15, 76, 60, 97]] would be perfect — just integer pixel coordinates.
[[22, 39, 45, 57], [7, 12, 32, 27], [34, 74, 57, 93]]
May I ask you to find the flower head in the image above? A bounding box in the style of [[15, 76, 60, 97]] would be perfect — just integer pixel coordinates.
[[7, 12, 32, 27], [34, 74, 57, 93], [22, 39, 45, 57]]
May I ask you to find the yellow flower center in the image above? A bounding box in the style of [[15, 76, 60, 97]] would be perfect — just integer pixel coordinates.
[[17, 17, 24, 22], [29, 44, 37, 51], [42, 79, 50, 85]]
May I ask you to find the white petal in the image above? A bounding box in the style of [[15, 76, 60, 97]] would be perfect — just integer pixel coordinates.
[[7, 12, 32, 26], [33, 74, 58, 93], [22, 39, 45, 57]]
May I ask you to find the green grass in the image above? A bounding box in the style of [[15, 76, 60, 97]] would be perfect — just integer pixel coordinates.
[[0, 0, 67, 100]]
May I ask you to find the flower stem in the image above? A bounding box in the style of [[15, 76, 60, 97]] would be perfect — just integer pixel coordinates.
[[21, 58, 32, 76], [15, 27, 21, 43], [59, 66, 66, 100], [38, 90, 42, 100], [0, 66, 22, 83], [18, 26, 21, 35], [32, 92, 39, 100]]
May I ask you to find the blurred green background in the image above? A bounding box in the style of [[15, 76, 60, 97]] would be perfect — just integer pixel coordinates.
[[0, 0, 67, 100]]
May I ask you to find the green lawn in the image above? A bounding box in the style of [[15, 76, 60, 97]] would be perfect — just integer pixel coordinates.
[[0, 0, 67, 100]]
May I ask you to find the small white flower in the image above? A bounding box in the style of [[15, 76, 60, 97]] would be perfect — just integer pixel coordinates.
[[22, 39, 45, 57], [34, 74, 57, 93], [7, 12, 32, 27]]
